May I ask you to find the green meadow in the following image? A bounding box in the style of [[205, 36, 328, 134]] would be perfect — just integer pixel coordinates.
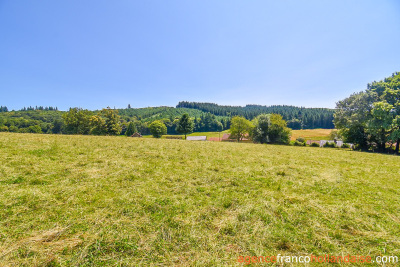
[[0, 132, 399, 266]]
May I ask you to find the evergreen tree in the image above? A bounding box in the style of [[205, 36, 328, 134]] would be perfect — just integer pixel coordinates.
[[125, 121, 137, 136], [176, 114, 194, 139]]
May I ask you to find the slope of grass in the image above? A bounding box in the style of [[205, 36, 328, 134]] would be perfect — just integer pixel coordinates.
[[143, 131, 230, 140], [0, 133, 399, 266], [291, 128, 333, 141]]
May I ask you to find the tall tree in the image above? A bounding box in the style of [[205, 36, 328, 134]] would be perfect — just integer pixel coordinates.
[[125, 121, 137, 136], [229, 116, 254, 142], [90, 115, 107, 135], [176, 114, 194, 139], [268, 114, 291, 144], [252, 114, 270, 144], [63, 108, 92, 135], [335, 72, 400, 152], [100, 107, 121, 135]]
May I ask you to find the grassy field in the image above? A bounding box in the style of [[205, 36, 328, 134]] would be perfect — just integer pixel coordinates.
[[143, 131, 230, 140], [291, 129, 333, 141], [144, 129, 331, 141], [0, 132, 399, 266]]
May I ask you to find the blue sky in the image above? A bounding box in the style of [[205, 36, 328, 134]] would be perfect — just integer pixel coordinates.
[[1, 0, 399, 111]]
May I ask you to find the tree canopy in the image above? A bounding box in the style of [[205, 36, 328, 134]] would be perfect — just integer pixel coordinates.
[[149, 120, 167, 138], [334, 72, 400, 153], [176, 114, 194, 139], [229, 116, 254, 142], [252, 114, 291, 144]]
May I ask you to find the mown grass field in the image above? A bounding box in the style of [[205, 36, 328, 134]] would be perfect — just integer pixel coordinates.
[[291, 129, 333, 141], [0, 132, 399, 266], [143, 131, 230, 140]]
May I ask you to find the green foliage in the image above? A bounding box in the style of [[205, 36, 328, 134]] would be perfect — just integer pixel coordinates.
[[177, 101, 334, 129], [341, 143, 351, 149], [51, 119, 64, 134], [0, 110, 62, 134], [251, 114, 270, 144], [89, 115, 107, 135], [328, 130, 341, 140], [296, 137, 305, 143], [63, 108, 121, 136], [63, 108, 92, 135], [323, 142, 336, 148], [251, 114, 291, 144], [27, 125, 42, 133], [310, 142, 320, 147], [149, 120, 167, 138], [229, 116, 254, 142], [176, 114, 194, 139], [0, 125, 8, 132], [100, 108, 121, 135], [293, 140, 306, 146], [268, 114, 291, 144], [334, 72, 400, 153], [125, 122, 137, 136]]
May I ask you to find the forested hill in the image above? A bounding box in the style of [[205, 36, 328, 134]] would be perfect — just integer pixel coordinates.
[[177, 101, 335, 129], [0, 101, 334, 134]]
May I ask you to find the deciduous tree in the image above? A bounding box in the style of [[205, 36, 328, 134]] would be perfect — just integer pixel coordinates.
[[149, 120, 167, 138], [230, 116, 254, 142]]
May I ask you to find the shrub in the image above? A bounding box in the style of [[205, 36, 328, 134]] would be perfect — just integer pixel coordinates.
[[341, 143, 351, 149], [8, 126, 19, 132], [149, 120, 167, 138], [293, 140, 306, 146], [296, 137, 305, 143], [0, 125, 8, 132], [323, 142, 336, 148], [310, 142, 320, 147]]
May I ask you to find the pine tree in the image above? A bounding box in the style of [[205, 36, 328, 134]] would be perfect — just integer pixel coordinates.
[[176, 114, 194, 139], [125, 121, 137, 136]]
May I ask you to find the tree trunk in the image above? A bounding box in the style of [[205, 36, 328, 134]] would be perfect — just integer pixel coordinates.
[[396, 139, 400, 155]]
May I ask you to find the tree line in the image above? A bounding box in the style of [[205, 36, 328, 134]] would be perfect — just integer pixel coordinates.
[[176, 101, 334, 129], [334, 72, 400, 154], [0, 101, 335, 135], [0, 107, 229, 135], [147, 112, 291, 145]]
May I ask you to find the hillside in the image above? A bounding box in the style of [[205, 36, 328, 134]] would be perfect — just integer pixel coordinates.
[[0, 133, 399, 265], [177, 101, 335, 129], [0, 102, 334, 135]]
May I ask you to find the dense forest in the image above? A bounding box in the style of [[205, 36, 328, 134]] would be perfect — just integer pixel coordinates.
[[0, 101, 335, 135], [177, 102, 334, 129]]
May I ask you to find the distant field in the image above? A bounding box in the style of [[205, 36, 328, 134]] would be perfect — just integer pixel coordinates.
[[144, 129, 332, 141], [0, 133, 399, 265], [291, 128, 333, 141], [143, 131, 230, 140]]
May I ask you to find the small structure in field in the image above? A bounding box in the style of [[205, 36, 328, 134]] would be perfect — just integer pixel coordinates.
[[187, 136, 207, 141], [130, 132, 142, 137]]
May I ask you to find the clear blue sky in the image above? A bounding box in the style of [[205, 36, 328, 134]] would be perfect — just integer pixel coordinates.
[[1, 0, 399, 111]]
